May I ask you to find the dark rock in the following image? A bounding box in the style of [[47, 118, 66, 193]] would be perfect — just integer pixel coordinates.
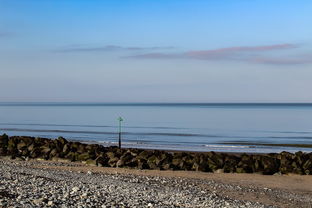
[[137, 159, 149, 169], [261, 156, 279, 175], [65, 152, 79, 161], [0, 134, 9, 155], [3, 135, 312, 175], [85, 159, 97, 166], [117, 152, 134, 167], [62, 144, 70, 155], [95, 156, 108, 167], [77, 152, 91, 161], [57, 136, 68, 145], [108, 157, 119, 167], [223, 155, 239, 173]]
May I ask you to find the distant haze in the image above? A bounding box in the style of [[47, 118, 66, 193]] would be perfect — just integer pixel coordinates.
[[0, 0, 312, 102]]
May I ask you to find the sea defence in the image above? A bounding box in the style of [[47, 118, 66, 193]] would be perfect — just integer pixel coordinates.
[[0, 134, 311, 175]]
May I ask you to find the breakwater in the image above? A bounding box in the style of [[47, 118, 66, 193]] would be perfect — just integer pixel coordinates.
[[0, 134, 311, 175]]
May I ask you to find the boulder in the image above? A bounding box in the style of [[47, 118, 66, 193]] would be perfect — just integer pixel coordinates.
[[137, 159, 149, 169], [85, 159, 97, 166], [0, 134, 9, 155], [206, 152, 224, 171], [223, 155, 239, 173], [302, 159, 312, 175], [30, 147, 42, 158], [108, 157, 119, 167], [77, 153, 92, 161], [57, 136, 68, 145], [17, 142, 28, 151], [49, 148, 60, 159], [117, 152, 134, 167], [147, 155, 161, 169], [95, 156, 108, 167], [65, 152, 79, 161], [261, 156, 279, 175], [137, 150, 152, 160], [106, 151, 115, 159], [62, 144, 70, 155]]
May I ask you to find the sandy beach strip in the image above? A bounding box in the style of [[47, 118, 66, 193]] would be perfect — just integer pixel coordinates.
[[0, 157, 311, 208]]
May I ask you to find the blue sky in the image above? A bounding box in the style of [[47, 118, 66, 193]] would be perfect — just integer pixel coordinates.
[[0, 0, 311, 102]]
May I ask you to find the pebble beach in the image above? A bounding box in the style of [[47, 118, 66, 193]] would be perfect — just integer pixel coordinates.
[[1, 157, 311, 208]]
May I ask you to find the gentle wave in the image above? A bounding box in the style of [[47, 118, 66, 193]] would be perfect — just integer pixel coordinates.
[[2, 127, 312, 141], [0, 127, 222, 138], [1, 102, 312, 108], [0, 123, 186, 130], [203, 144, 255, 149]]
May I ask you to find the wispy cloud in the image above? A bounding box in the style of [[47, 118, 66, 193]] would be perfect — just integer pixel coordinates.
[[185, 44, 297, 58], [251, 55, 312, 65], [127, 43, 311, 65], [54, 45, 174, 53]]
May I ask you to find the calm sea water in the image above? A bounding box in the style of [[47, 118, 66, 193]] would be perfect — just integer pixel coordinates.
[[0, 103, 312, 153]]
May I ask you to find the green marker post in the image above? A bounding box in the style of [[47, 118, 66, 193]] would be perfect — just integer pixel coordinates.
[[118, 117, 123, 149]]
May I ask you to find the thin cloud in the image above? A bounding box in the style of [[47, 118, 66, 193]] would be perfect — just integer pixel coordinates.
[[250, 55, 312, 65], [129, 44, 297, 59], [127, 43, 309, 65], [186, 44, 297, 58], [54, 45, 174, 53]]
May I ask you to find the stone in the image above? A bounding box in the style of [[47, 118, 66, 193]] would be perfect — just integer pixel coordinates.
[[108, 157, 119, 167], [85, 160, 97, 166], [57, 136, 68, 145], [72, 187, 80, 193], [214, 169, 224, 174]]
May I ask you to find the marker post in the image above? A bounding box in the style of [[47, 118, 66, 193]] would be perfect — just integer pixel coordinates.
[[118, 117, 123, 149]]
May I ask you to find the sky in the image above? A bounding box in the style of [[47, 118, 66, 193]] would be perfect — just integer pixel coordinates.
[[0, 0, 311, 103]]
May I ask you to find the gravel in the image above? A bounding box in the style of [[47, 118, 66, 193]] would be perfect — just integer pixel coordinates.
[[0, 158, 294, 208]]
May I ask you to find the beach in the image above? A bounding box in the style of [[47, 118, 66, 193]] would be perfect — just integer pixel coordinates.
[[1, 135, 312, 207], [1, 157, 311, 208], [2, 0, 312, 207]]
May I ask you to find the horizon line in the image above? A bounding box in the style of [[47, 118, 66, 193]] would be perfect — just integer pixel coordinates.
[[1, 102, 312, 106]]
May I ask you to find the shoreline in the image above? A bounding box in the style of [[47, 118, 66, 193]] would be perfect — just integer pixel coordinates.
[[218, 142, 312, 149], [75, 139, 312, 154], [1, 134, 312, 175], [2, 132, 312, 154], [1, 134, 312, 207]]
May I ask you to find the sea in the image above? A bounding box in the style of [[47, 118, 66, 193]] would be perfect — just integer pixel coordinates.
[[0, 103, 312, 153]]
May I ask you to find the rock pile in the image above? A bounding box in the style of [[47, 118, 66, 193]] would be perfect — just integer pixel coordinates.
[[1, 134, 312, 175]]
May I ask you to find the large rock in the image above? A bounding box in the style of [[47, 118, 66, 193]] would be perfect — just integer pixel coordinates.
[[95, 155, 108, 167], [0, 134, 9, 155], [62, 144, 71, 155], [147, 155, 161, 169], [77, 152, 92, 161], [261, 155, 279, 175], [108, 157, 119, 167], [17, 142, 28, 151], [206, 152, 224, 172], [223, 155, 239, 173], [236, 154, 254, 173], [117, 152, 134, 167], [56, 136, 68, 145], [85, 159, 97, 166], [30, 147, 42, 158], [302, 159, 312, 175], [137, 158, 149, 169], [279, 152, 295, 174]]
